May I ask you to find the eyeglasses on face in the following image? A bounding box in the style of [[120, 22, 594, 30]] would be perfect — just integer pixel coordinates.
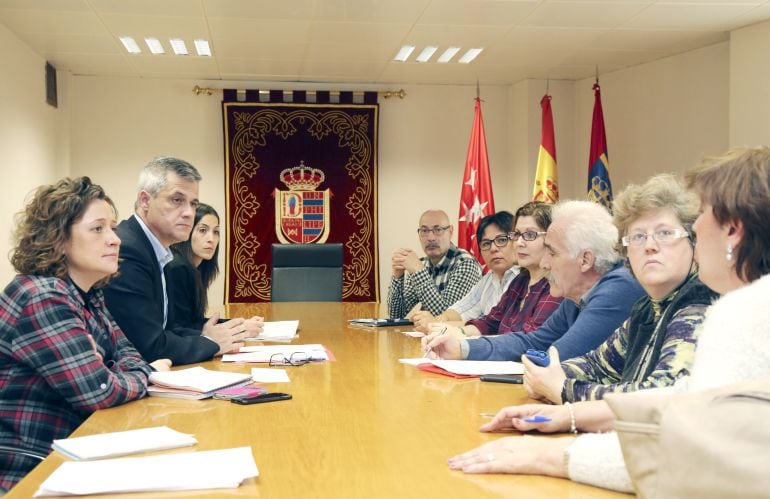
[[622, 228, 690, 247], [510, 230, 547, 242], [417, 225, 450, 237], [479, 234, 513, 251]]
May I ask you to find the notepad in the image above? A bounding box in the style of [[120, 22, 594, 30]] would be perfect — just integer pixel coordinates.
[[148, 367, 253, 399], [34, 446, 258, 497], [51, 426, 197, 461], [245, 320, 299, 341]]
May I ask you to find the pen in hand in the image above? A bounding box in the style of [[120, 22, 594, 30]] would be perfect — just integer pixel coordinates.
[[422, 326, 447, 358]]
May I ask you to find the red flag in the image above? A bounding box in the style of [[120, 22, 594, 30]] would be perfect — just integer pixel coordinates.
[[458, 97, 495, 269]]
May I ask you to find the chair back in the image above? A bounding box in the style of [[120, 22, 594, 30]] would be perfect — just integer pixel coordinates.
[[271, 243, 343, 301]]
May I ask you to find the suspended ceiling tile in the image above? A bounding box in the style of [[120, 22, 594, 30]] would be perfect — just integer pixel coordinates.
[[520, 1, 650, 29], [417, 0, 539, 27], [22, 33, 122, 55], [315, 0, 431, 23], [89, 0, 204, 16], [203, 0, 316, 20], [622, 3, 758, 30], [308, 21, 412, 44]]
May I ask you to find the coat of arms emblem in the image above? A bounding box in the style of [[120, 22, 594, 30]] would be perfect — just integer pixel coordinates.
[[274, 161, 331, 244]]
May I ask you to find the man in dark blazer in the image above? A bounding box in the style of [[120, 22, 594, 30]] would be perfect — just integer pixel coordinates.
[[104, 157, 248, 365]]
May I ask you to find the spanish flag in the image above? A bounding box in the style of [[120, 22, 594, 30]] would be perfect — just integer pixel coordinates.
[[533, 94, 559, 203], [587, 82, 613, 208]]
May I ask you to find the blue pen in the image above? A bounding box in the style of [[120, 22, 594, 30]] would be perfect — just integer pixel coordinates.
[[523, 415, 552, 423]]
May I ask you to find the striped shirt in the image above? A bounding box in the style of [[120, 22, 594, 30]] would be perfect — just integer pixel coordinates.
[[561, 273, 716, 402], [388, 243, 482, 318], [448, 266, 519, 320]]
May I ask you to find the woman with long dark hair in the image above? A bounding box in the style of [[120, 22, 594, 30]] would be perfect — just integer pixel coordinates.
[[167, 203, 263, 334]]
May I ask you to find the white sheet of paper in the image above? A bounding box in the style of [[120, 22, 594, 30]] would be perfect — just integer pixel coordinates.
[[223, 344, 328, 363], [246, 320, 299, 340], [51, 426, 196, 461], [401, 331, 425, 338], [34, 447, 258, 497], [398, 358, 524, 375], [398, 358, 430, 366], [430, 360, 524, 375], [250, 368, 290, 383]]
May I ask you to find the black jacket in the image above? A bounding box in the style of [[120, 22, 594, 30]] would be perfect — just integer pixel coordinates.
[[103, 216, 218, 365]]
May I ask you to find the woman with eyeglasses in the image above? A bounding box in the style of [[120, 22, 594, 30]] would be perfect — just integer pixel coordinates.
[[428, 202, 563, 339], [444, 148, 770, 494], [522, 173, 717, 404], [411, 211, 520, 332]]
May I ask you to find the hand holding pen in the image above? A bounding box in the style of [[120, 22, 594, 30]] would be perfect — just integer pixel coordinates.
[[479, 404, 568, 434], [421, 324, 465, 360], [422, 326, 447, 358]]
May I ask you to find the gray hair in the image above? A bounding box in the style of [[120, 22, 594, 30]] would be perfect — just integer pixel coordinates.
[[135, 156, 202, 210], [552, 200, 620, 275]]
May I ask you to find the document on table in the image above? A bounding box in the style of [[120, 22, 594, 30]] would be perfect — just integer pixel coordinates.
[[246, 320, 299, 341], [401, 331, 425, 338], [399, 358, 524, 375], [148, 367, 253, 399], [34, 446, 258, 497], [51, 426, 196, 461], [251, 368, 290, 383], [222, 344, 329, 363]]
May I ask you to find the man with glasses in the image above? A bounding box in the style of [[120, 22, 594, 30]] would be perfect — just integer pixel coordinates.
[[423, 201, 646, 362], [411, 211, 520, 331], [388, 209, 482, 319], [104, 157, 249, 366]]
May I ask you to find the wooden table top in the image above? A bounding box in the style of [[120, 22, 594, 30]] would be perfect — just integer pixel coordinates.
[[8, 302, 628, 498]]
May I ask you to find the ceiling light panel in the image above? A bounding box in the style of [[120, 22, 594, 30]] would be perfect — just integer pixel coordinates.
[[437, 47, 460, 63], [416, 46, 438, 62], [170, 38, 188, 55], [119, 36, 141, 54], [458, 47, 483, 64], [194, 39, 212, 56], [393, 45, 415, 62], [144, 37, 164, 54]]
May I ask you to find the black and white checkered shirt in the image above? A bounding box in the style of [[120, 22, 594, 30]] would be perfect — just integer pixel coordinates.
[[388, 243, 482, 318]]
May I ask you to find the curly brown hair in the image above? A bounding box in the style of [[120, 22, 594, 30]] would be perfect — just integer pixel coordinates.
[[11, 177, 115, 279]]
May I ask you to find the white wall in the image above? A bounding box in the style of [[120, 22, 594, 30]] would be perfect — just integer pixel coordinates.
[[730, 19, 770, 146], [0, 23, 738, 307], [573, 42, 730, 193], [67, 79, 513, 307], [0, 22, 68, 284]]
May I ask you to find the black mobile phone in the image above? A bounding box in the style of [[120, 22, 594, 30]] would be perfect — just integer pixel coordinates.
[[230, 392, 292, 405], [480, 374, 524, 384]]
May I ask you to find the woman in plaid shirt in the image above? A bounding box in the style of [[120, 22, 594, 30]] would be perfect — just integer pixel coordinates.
[[0, 177, 170, 490]]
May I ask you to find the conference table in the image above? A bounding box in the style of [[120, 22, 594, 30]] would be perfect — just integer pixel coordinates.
[[8, 302, 628, 498]]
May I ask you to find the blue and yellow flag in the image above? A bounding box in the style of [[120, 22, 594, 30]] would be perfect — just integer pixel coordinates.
[[587, 83, 613, 208]]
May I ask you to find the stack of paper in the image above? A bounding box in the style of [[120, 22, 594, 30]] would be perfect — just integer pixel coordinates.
[[222, 344, 330, 363], [148, 367, 253, 399], [35, 447, 258, 497], [52, 426, 196, 460], [398, 359, 524, 376], [246, 320, 299, 341]]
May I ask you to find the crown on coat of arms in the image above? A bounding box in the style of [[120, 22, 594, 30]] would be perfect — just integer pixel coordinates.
[[279, 161, 325, 191]]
